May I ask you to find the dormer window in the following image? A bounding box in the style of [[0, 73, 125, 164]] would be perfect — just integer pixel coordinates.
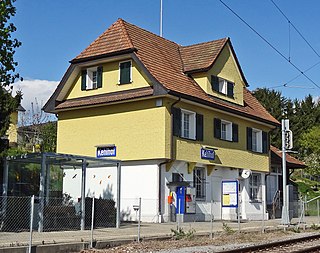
[[211, 75, 234, 98], [81, 66, 103, 90], [119, 61, 132, 84]]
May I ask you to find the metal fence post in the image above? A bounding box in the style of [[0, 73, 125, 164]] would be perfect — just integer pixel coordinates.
[[90, 196, 95, 248], [210, 200, 213, 239], [262, 200, 265, 233], [137, 197, 141, 242], [28, 195, 35, 253], [317, 199, 319, 225]]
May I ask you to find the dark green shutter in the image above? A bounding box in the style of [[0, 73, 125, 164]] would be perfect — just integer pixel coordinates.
[[196, 114, 203, 141], [232, 123, 238, 142], [81, 70, 87, 90], [172, 107, 181, 137], [262, 131, 268, 154], [97, 66, 103, 88], [120, 61, 131, 84], [214, 118, 221, 139], [227, 82, 234, 98], [247, 127, 252, 151], [211, 75, 219, 92]]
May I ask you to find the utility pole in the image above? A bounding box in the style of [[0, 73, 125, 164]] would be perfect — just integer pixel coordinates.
[[160, 0, 163, 37], [281, 119, 291, 225]]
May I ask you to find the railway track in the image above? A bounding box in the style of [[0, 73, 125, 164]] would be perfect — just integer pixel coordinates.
[[218, 233, 320, 253]]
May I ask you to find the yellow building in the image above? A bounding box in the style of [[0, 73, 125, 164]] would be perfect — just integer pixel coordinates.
[[6, 105, 25, 147], [44, 19, 279, 222]]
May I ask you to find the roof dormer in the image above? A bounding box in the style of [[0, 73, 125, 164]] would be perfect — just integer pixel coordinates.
[[180, 39, 247, 106]]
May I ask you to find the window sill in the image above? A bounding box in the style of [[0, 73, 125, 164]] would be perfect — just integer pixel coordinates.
[[218, 137, 233, 142], [213, 91, 234, 99], [195, 198, 206, 202], [179, 136, 198, 142], [249, 199, 262, 203], [118, 81, 132, 85]]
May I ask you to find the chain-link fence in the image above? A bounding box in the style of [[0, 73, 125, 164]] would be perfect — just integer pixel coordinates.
[[0, 196, 319, 251]]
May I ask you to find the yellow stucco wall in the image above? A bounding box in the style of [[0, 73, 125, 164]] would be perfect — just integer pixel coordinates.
[[192, 44, 245, 106], [57, 99, 170, 160], [173, 101, 271, 172], [7, 112, 18, 144], [67, 59, 151, 99]]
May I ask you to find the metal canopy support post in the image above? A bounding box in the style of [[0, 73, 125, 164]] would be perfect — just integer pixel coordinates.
[[116, 162, 121, 228], [38, 153, 46, 232], [80, 159, 87, 230], [281, 119, 290, 225], [1, 159, 9, 226]]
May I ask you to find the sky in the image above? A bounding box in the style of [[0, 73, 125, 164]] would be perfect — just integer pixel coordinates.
[[10, 0, 320, 113]]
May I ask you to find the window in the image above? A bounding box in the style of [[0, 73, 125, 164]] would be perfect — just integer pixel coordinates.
[[172, 173, 184, 182], [221, 120, 232, 141], [193, 168, 206, 199], [172, 107, 203, 141], [247, 127, 268, 153], [119, 61, 132, 84], [181, 110, 196, 139], [214, 118, 238, 142], [250, 173, 261, 201], [81, 66, 103, 90], [211, 75, 234, 98]]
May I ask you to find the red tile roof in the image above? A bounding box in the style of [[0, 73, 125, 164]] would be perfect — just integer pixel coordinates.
[[270, 145, 306, 168], [52, 19, 279, 126], [56, 87, 153, 110], [180, 39, 228, 73]]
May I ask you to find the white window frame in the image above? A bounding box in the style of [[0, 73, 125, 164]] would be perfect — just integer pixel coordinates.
[[221, 120, 232, 141], [252, 128, 262, 153], [181, 109, 196, 140], [249, 173, 262, 201], [193, 167, 206, 200], [218, 78, 227, 94], [86, 67, 98, 90], [118, 60, 132, 84]]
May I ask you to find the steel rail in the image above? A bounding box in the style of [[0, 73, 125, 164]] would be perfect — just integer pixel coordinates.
[[217, 233, 320, 253]]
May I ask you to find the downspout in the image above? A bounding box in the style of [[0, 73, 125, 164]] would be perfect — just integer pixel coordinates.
[[157, 96, 181, 222]]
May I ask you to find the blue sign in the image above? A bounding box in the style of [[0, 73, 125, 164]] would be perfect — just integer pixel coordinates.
[[97, 146, 116, 158], [201, 148, 215, 160], [221, 180, 239, 208]]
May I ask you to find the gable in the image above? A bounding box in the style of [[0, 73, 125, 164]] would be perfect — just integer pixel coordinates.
[[66, 58, 152, 100], [191, 43, 246, 106]]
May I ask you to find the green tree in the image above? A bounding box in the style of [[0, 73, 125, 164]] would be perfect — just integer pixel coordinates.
[[0, 0, 22, 155], [40, 121, 57, 152], [299, 126, 320, 175], [252, 88, 287, 148]]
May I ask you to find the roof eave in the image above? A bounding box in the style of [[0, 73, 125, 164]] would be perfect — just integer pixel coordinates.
[[168, 90, 279, 127], [70, 48, 137, 64]]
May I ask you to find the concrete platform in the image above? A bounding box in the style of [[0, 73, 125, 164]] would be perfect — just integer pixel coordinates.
[[0, 216, 318, 253]]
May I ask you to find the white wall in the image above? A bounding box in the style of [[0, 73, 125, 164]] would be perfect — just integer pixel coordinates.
[[63, 163, 159, 222]]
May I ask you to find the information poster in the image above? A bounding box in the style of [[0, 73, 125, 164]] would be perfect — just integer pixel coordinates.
[[221, 180, 238, 208]]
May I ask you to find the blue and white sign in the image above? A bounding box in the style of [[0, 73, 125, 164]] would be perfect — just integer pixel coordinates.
[[201, 148, 215, 160], [221, 180, 238, 208], [97, 146, 116, 158]]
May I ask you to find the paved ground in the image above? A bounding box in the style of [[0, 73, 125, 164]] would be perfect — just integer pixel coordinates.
[[0, 216, 319, 249]]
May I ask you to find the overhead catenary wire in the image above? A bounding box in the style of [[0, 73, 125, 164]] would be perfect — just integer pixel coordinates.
[[219, 0, 320, 90], [269, 0, 320, 87], [270, 0, 320, 58]]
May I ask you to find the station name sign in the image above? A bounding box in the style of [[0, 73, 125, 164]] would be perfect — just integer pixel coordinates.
[[96, 146, 116, 158], [201, 148, 215, 160]]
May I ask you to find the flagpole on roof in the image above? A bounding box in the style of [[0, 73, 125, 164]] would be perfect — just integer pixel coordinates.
[[160, 0, 163, 37]]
